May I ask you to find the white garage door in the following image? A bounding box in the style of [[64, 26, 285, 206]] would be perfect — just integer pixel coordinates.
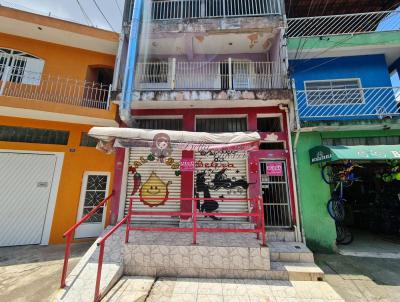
[[0, 153, 56, 246]]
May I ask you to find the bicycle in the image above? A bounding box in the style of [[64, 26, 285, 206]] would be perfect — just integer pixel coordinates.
[[321, 161, 361, 187]]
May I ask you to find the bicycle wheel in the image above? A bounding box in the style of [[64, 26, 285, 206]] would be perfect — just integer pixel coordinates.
[[321, 165, 337, 185], [327, 198, 345, 222], [336, 225, 354, 245]]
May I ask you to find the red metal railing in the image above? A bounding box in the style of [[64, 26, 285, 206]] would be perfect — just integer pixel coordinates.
[[60, 192, 114, 289], [92, 196, 265, 302]]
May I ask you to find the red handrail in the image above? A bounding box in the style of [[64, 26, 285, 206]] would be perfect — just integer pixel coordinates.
[[60, 191, 114, 289], [92, 196, 266, 302]]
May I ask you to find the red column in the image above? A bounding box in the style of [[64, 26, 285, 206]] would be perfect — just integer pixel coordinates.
[[110, 147, 125, 225], [180, 112, 195, 219]]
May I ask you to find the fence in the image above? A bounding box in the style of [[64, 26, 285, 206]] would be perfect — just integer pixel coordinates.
[[297, 86, 400, 120], [0, 58, 111, 110], [150, 0, 282, 20], [287, 10, 400, 38], [135, 59, 289, 90]]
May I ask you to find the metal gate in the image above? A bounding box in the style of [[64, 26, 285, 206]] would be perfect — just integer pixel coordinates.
[[260, 160, 292, 228]]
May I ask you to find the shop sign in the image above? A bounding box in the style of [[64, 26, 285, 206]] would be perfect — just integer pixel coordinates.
[[180, 158, 195, 172], [309, 146, 332, 164], [266, 162, 283, 176]]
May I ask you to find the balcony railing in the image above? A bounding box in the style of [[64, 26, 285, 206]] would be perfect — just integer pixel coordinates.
[[287, 10, 400, 38], [150, 0, 282, 20], [297, 87, 400, 120], [0, 64, 111, 110], [135, 59, 289, 91]]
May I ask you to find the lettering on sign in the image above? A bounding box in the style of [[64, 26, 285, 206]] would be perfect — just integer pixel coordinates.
[[266, 162, 283, 177]]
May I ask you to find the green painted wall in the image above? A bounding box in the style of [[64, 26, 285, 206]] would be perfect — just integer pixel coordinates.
[[294, 128, 400, 252], [294, 132, 336, 252]]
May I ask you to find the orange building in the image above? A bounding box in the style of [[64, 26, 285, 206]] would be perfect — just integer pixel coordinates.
[[0, 7, 118, 246]]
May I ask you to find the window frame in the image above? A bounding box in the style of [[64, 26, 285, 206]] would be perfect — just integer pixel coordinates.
[[304, 78, 365, 107]]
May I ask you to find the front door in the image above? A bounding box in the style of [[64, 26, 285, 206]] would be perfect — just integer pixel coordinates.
[[260, 160, 292, 228], [75, 172, 110, 238]]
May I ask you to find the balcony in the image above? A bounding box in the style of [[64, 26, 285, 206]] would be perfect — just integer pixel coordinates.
[[296, 87, 400, 121], [135, 59, 289, 91], [287, 10, 400, 38], [0, 65, 112, 111], [149, 0, 282, 21]]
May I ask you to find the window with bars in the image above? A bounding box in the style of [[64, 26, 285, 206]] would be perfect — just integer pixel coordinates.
[[0, 48, 45, 85], [136, 119, 183, 130], [305, 79, 364, 106], [81, 174, 109, 223], [80, 132, 98, 147], [196, 117, 247, 132], [323, 136, 400, 146], [0, 126, 69, 145]]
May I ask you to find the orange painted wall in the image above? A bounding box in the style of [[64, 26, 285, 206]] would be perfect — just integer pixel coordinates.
[[0, 116, 115, 244], [0, 32, 115, 79]]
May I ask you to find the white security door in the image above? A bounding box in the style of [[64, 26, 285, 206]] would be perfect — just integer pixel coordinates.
[[0, 152, 56, 246], [75, 172, 110, 238]]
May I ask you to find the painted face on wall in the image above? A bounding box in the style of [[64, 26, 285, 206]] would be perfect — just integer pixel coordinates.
[[140, 171, 171, 207], [151, 133, 172, 162]]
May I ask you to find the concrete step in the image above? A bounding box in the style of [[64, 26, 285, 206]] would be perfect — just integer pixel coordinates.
[[269, 242, 314, 263], [267, 229, 296, 242], [102, 276, 155, 302]]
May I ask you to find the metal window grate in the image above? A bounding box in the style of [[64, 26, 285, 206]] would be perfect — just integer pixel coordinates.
[[0, 126, 69, 145], [305, 79, 364, 106], [323, 136, 400, 146], [196, 118, 247, 132], [136, 119, 183, 130], [80, 132, 98, 147]]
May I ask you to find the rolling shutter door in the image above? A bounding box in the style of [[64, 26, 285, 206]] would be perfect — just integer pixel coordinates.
[[194, 151, 249, 222], [125, 147, 182, 225]]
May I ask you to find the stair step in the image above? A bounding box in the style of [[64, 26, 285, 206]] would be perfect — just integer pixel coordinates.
[[102, 276, 155, 302], [267, 230, 296, 242], [269, 242, 314, 263], [270, 262, 324, 281]]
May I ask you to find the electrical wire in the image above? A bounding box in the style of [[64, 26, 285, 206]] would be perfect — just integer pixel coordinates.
[[92, 0, 116, 31], [114, 0, 123, 17], [75, 0, 94, 27]]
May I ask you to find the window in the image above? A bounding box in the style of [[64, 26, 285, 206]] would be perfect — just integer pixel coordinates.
[[0, 126, 69, 145], [136, 119, 183, 130], [0, 48, 45, 85], [260, 142, 285, 150], [323, 136, 400, 146], [257, 117, 282, 132], [196, 117, 247, 132], [80, 132, 98, 147], [305, 79, 364, 106], [81, 174, 109, 223]]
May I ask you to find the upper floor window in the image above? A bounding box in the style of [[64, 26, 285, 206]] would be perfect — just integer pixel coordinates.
[[196, 117, 247, 133], [305, 79, 364, 106], [0, 48, 45, 85]]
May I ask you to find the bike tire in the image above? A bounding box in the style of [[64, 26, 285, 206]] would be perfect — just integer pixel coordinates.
[[321, 165, 337, 185], [327, 199, 345, 222], [336, 225, 354, 245]]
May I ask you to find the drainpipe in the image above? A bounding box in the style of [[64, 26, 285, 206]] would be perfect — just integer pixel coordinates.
[[279, 103, 302, 243], [120, 0, 144, 124], [291, 80, 306, 243]]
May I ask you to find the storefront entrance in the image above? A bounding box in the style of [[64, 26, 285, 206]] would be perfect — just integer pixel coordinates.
[[260, 160, 292, 228]]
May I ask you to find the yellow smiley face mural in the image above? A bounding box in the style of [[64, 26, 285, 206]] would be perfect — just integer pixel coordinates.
[[140, 171, 172, 207]]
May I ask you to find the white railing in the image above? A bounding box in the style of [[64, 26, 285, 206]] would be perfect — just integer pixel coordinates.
[[0, 64, 111, 110], [287, 10, 400, 38], [135, 59, 289, 90], [297, 87, 400, 120], [150, 0, 282, 20]]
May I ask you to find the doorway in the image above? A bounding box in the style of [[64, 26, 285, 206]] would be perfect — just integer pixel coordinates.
[[75, 172, 110, 238], [260, 160, 292, 228], [83, 66, 113, 109]]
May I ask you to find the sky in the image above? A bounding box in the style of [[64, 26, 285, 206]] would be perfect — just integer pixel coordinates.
[[0, 0, 125, 32]]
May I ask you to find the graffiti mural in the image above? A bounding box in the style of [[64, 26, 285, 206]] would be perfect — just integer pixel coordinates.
[[140, 172, 172, 207], [195, 151, 250, 220]]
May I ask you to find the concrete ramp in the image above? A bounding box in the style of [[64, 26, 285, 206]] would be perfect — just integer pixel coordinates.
[[56, 228, 125, 302]]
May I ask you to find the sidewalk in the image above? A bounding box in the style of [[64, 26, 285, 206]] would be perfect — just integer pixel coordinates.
[[0, 242, 92, 302], [315, 253, 400, 302]]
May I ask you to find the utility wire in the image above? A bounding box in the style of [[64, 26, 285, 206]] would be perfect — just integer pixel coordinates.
[[75, 0, 94, 27], [114, 0, 123, 17], [92, 0, 116, 32]]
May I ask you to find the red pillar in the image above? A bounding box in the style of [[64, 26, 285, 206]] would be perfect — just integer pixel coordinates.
[[180, 112, 195, 219], [110, 147, 125, 225]]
